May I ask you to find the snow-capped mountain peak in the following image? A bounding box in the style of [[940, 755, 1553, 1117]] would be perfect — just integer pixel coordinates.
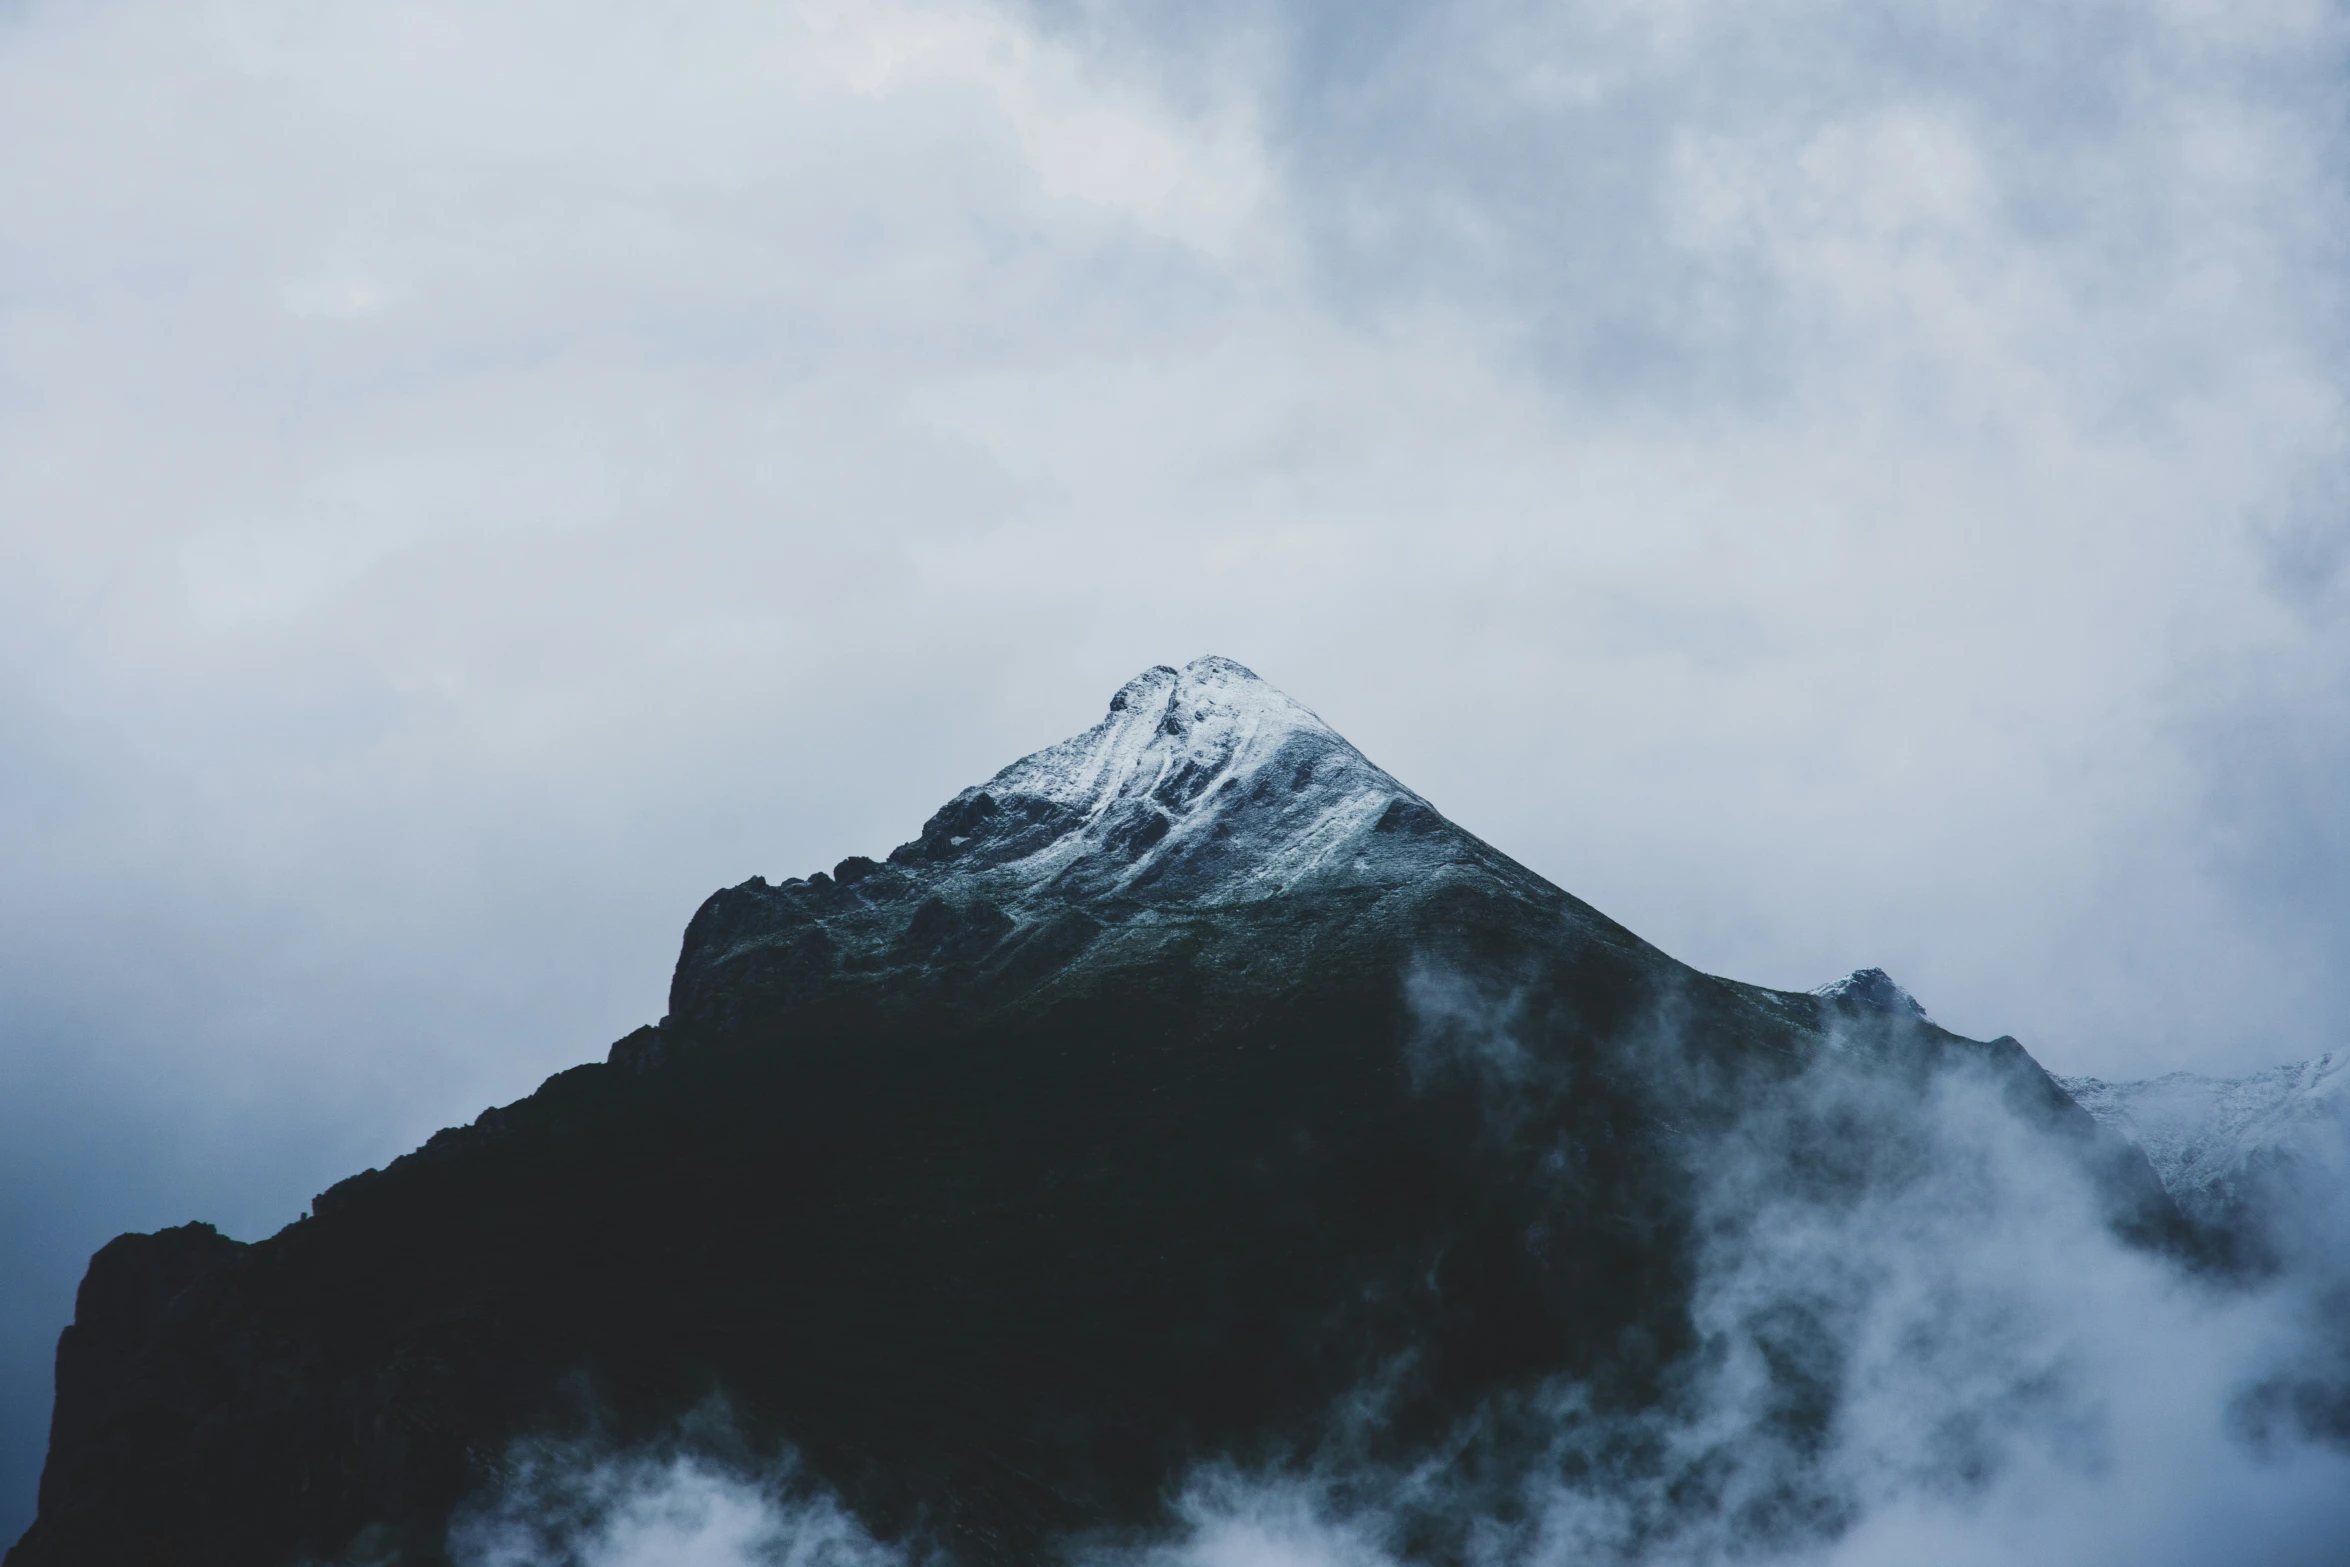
[[1811, 967, 1931, 1021], [987, 656, 1370, 819], [662, 656, 1556, 1035], [900, 655, 1449, 908]]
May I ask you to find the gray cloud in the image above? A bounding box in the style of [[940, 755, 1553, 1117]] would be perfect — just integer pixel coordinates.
[[3, 0, 2349, 1540]]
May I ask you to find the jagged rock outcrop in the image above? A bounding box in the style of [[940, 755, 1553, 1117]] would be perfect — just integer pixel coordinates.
[[7, 657, 2177, 1567], [1810, 967, 1930, 1022]]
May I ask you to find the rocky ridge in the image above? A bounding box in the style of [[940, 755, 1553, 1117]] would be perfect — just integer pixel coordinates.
[[2058, 1052, 2349, 1237]]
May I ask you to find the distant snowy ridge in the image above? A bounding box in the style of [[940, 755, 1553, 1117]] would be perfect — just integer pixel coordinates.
[[2056, 1053, 2350, 1229]]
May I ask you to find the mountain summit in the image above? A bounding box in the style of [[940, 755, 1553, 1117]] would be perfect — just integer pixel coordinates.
[[8, 659, 2176, 1567], [1812, 967, 1931, 1022], [919, 655, 1451, 899], [662, 655, 1571, 1041]]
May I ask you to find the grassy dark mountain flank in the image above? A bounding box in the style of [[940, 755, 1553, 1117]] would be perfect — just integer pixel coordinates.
[[6, 659, 2176, 1567]]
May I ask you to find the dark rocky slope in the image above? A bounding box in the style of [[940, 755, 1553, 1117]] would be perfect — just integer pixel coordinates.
[[7, 658, 2175, 1567]]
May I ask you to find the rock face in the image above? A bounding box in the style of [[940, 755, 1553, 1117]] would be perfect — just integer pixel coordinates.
[[7, 657, 2176, 1567]]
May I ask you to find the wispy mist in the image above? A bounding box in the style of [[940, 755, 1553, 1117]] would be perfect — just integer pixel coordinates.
[[444, 1035, 2350, 1566], [449, 1439, 898, 1567]]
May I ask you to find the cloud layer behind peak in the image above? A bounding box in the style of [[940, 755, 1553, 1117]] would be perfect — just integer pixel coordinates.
[[2, 0, 2349, 1536]]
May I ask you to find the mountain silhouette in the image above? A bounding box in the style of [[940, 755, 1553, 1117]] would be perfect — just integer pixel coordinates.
[[5, 657, 2176, 1567]]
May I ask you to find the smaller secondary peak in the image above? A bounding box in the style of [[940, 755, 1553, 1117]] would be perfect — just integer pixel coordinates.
[[1812, 967, 1930, 1021]]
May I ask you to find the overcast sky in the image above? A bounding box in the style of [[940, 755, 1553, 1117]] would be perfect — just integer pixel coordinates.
[[3, 0, 2348, 1536]]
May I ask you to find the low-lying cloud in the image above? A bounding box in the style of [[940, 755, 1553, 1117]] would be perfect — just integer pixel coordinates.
[[447, 1044, 2350, 1566], [450, 1435, 900, 1567]]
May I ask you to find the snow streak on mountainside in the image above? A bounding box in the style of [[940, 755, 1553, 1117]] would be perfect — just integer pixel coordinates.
[[2058, 1054, 2350, 1229]]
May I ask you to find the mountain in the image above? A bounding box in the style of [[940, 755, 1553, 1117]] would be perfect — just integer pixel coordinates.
[[6, 657, 2176, 1567], [658, 654, 1547, 1043], [2058, 1053, 2349, 1252], [1809, 967, 1930, 1022]]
